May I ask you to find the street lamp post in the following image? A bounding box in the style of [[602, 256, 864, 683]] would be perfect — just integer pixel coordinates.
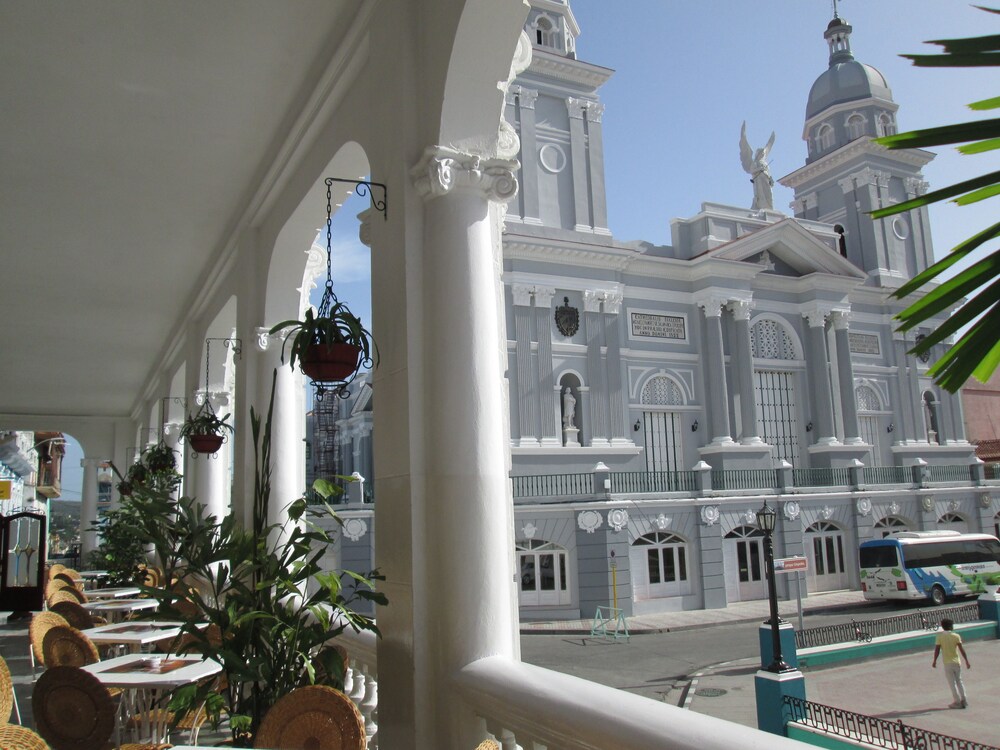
[[756, 500, 791, 673]]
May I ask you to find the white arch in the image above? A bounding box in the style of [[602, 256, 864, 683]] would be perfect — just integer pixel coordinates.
[[750, 313, 803, 361], [638, 371, 690, 405], [855, 383, 883, 412], [557, 369, 586, 388]]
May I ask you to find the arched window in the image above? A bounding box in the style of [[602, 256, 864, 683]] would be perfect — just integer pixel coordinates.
[[640, 376, 685, 473], [630, 532, 691, 600], [937, 512, 968, 533], [834, 224, 848, 258], [534, 16, 558, 49], [516, 539, 570, 606], [846, 114, 865, 140], [816, 124, 834, 152], [752, 319, 800, 464], [923, 390, 940, 444], [855, 384, 883, 462], [873, 515, 910, 538], [806, 520, 848, 591], [877, 113, 896, 137]]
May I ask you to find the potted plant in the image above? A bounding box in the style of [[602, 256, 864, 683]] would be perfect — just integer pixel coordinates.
[[270, 304, 376, 383], [180, 404, 233, 455]]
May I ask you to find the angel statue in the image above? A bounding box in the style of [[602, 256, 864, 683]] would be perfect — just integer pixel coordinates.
[[740, 121, 776, 211]]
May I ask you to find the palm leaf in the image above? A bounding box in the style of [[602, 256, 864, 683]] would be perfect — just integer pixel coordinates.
[[870, 171, 1000, 218], [958, 137, 1000, 154], [875, 118, 1000, 149], [970, 95, 1000, 111]]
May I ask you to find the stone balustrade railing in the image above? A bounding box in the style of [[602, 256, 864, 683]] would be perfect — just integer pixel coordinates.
[[337, 627, 379, 747]]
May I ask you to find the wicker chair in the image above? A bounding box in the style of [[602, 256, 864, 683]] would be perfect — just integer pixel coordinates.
[[32, 666, 167, 750], [42, 625, 100, 668], [0, 654, 20, 725], [255, 684, 366, 750], [52, 572, 83, 590], [29, 611, 70, 671], [0, 724, 48, 750], [47, 587, 88, 608], [49, 599, 105, 630], [475, 741, 501, 750]]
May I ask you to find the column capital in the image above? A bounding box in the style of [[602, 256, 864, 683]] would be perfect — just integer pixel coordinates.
[[255, 326, 282, 352], [801, 305, 833, 328], [566, 97, 587, 120], [904, 177, 929, 197], [695, 294, 728, 318], [512, 284, 534, 307], [830, 309, 851, 330], [80, 457, 106, 469], [583, 290, 603, 313], [357, 207, 373, 248], [533, 287, 555, 308], [516, 86, 538, 109], [162, 421, 184, 440], [727, 298, 754, 322], [602, 291, 623, 315], [587, 102, 605, 123], [411, 146, 519, 204]]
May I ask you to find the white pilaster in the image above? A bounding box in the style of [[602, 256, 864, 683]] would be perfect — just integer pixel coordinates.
[[79, 457, 103, 559]]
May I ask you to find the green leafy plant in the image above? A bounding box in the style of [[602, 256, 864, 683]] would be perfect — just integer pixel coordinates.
[[269, 304, 377, 376], [872, 8, 1000, 392], [121, 371, 384, 745], [180, 406, 234, 438]]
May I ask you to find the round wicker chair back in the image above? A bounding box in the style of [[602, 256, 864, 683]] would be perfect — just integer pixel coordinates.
[[0, 724, 48, 750], [475, 741, 501, 750], [52, 572, 82, 590], [47, 588, 87, 608], [255, 685, 365, 750], [0, 654, 14, 724], [33, 666, 115, 750], [42, 625, 100, 668], [58, 567, 83, 582], [48, 600, 97, 630], [29, 611, 69, 667]]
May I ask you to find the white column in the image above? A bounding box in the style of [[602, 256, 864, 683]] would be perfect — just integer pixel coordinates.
[[79, 457, 103, 560], [697, 296, 733, 446], [410, 146, 519, 748], [255, 329, 306, 532], [728, 299, 762, 444], [584, 290, 609, 447], [534, 287, 560, 445], [803, 308, 839, 446], [512, 285, 538, 447], [831, 310, 862, 444], [163, 421, 184, 500], [566, 98, 591, 232]]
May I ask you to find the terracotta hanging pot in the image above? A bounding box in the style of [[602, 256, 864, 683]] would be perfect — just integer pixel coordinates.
[[188, 434, 224, 454], [300, 342, 362, 382]]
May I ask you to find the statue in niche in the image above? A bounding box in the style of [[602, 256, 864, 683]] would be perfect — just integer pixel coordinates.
[[740, 121, 776, 211], [562, 387, 577, 429]]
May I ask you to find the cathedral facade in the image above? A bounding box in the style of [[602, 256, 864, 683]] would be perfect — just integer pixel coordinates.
[[328, 2, 999, 620]]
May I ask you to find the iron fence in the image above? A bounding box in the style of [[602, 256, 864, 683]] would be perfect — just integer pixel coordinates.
[[926, 464, 973, 483], [511, 473, 592, 498], [862, 465, 911, 485], [783, 695, 999, 750], [609, 470, 698, 494], [710, 468, 777, 491], [986, 462, 1000, 480], [791, 467, 852, 488], [795, 602, 982, 649]]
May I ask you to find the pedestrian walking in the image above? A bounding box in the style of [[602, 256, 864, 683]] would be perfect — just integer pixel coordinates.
[[932, 618, 971, 708]]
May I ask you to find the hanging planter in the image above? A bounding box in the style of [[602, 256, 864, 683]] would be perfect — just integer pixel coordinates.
[[181, 404, 233, 456], [269, 177, 379, 396]]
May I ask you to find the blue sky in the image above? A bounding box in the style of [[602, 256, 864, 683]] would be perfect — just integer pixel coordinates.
[[59, 2, 997, 501]]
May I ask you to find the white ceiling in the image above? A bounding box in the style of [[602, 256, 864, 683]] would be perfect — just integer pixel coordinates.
[[0, 1, 355, 419]]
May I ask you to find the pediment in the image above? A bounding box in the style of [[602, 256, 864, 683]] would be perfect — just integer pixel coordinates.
[[709, 219, 866, 280]]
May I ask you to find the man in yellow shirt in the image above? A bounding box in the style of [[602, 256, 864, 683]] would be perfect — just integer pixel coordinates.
[[932, 617, 972, 708]]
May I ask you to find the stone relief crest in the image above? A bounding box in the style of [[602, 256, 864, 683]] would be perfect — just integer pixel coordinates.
[[820, 506, 834, 521], [343, 518, 368, 542], [654, 513, 671, 530], [578, 510, 602, 534], [608, 508, 629, 532], [921, 495, 935, 513], [783, 501, 801, 521], [701, 505, 720, 526], [521, 521, 537, 540], [948, 499, 960, 512], [855, 497, 873, 517], [742, 509, 757, 525], [888, 501, 901, 516], [981, 493, 993, 509], [554, 296, 580, 337]]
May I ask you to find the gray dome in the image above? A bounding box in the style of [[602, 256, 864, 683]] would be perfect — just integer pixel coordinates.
[[807, 59, 892, 120]]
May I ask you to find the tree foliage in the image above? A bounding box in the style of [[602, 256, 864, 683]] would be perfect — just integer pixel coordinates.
[[872, 8, 1000, 392]]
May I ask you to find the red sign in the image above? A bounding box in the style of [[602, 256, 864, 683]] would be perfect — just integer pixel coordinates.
[[774, 556, 808, 573]]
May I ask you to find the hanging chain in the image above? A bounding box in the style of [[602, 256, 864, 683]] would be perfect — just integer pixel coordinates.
[[318, 177, 338, 318]]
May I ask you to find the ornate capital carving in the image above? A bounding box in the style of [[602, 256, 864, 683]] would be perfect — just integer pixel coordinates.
[[830, 309, 851, 331], [533, 287, 555, 309], [255, 327, 278, 351], [566, 97, 587, 120], [587, 102, 605, 123], [512, 284, 534, 307], [357, 208, 373, 248], [497, 118, 520, 161], [583, 290, 603, 313], [517, 87, 539, 110], [837, 176, 855, 194], [411, 147, 519, 204], [802, 305, 831, 328], [904, 177, 929, 197], [727, 298, 753, 322], [602, 291, 623, 315], [696, 296, 728, 318]]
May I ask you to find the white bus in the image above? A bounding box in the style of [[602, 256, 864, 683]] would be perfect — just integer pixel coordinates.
[[859, 531, 1000, 605]]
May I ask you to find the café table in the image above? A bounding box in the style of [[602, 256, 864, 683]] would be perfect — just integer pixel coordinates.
[[83, 597, 159, 623], [81, 620, 186, 653], [77, 570, 110, 589], [83, 653, 222, 744], [84, 586, 142, 600]]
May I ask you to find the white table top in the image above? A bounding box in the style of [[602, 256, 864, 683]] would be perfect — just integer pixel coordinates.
[[83, 653, 221, 689], [78, 570, 109, 578], [84, 586, 142, 600], [84, 598, 159, 614], [81, 620, 184, 647]]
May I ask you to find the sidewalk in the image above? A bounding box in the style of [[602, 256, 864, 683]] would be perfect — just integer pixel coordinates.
[[520, 589, 868, 634]]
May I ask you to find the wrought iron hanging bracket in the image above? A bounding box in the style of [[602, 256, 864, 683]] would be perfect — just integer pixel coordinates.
[[326, 177, 388, 220]]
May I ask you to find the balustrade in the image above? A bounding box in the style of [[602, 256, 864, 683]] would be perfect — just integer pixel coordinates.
[[511, 473, 592, 498], [710, 468, 778, 491]]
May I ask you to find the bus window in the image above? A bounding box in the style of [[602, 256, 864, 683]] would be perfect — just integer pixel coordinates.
[[859, 545, 898, 568]]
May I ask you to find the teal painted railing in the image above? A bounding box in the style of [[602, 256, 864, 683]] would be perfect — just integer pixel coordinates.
[[926, 464, 972, 483], [511, 473, 592, 498], [986, 462, 1000, 480], [609, 470, 698, 494], [791, 467, 852, 487], [710, 468, 777, 491], [861, 466, 910, 485]]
